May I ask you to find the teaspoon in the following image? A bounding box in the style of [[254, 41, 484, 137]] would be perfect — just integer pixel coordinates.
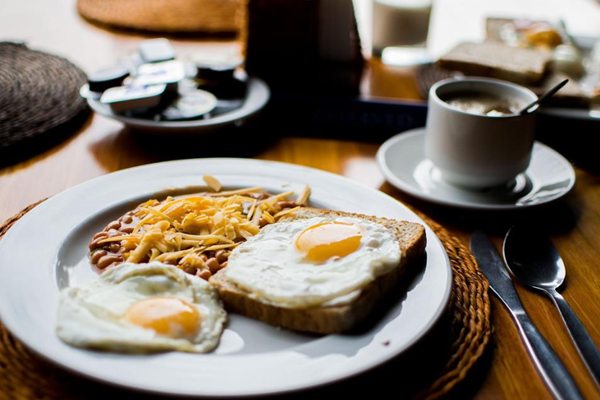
[[519, 79, 569, 115], [503, 225, 600, 389]]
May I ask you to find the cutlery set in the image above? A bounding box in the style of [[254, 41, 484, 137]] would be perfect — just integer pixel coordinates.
[[471, 228, 600, 400]]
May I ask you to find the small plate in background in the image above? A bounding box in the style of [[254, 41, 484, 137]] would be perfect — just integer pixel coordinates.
[[87, 77, 270, 135]]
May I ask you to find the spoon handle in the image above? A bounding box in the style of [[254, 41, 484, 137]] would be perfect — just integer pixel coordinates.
[[548, 288, 600, 389], [519, 78, 569, 115]]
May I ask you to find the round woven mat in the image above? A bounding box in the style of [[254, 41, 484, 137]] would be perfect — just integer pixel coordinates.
[[0, 201, 491, 400], [77, 0, 241, 35], [0, 43, 89, 160]]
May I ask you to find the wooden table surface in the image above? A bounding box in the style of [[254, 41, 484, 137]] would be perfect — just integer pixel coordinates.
[[2, 1, 600, 399]]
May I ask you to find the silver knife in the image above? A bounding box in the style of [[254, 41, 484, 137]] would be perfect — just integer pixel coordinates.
[[470, 231, 584, 400]]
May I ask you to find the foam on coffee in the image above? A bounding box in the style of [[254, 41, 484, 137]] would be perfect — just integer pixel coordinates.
[[441, 91, 524, 116]]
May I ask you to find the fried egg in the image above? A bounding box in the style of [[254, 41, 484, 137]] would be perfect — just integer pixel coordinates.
[[221, 215, 401, 308], [57, 262, 226, 353]]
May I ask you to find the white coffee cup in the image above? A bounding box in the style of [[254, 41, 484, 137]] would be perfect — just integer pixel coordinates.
[[425, 77, 538, 189]]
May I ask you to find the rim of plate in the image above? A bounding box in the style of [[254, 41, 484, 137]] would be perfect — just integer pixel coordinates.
[[0, 158, 452, 397], [377, 129, 576, 211]]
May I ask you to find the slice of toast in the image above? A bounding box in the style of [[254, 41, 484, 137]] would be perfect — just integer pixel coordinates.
[[438, 42, 551, 85], [209, 207, 426, 334]]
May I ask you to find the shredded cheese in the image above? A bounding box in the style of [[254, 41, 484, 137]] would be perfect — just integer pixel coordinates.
[[203, 174, 222, 192], [103, 177, 309, 275]]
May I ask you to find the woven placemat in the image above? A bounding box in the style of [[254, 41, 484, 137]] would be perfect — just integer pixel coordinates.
[[77, 0, 241, 35], [0, 43, 89, 163], [0, 200, 491, 400]]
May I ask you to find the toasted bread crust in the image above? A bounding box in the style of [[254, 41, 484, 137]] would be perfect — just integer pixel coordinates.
[[209, 208, 426, 334], [438, 42, 551, 85]]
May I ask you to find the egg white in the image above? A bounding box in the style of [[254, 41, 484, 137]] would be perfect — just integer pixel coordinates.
[[223, 216, 401, 308], [57, 262, 227, 353]]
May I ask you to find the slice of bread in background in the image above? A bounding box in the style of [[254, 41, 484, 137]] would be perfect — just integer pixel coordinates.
[[209, 207, 426, 334], [438, 42, 551, 85]]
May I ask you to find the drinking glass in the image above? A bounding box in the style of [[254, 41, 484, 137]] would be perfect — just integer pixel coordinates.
[[371, 0, 433, 66]]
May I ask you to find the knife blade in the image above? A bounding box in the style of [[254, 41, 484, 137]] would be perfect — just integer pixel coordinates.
[[470, 231, 584, 400]]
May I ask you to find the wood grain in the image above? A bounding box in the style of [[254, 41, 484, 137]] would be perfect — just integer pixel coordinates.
[[2, 0, 600, 399]]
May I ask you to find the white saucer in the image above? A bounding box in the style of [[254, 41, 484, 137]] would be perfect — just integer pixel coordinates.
[[377, 128, 576, 210]]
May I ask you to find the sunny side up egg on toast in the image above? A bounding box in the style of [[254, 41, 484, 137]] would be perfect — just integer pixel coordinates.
[[210, 207, 427, 334]]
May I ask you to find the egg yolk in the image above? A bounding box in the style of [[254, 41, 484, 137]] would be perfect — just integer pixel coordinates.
[[122, 297, 201, 339], [295, 222, 362, 262]]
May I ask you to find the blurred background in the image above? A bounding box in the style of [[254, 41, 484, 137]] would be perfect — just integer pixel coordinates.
[[2, 0, 600, 166]]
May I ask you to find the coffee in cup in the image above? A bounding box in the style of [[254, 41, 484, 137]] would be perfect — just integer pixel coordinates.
[[441, 91, 524, 117]]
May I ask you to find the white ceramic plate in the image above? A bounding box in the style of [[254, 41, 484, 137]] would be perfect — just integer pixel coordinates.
[[377, 129, 576, 210], [87, 78, 270, 134], [0, 158, 452, 397]]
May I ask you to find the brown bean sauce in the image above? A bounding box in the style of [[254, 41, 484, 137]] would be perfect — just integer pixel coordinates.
[[88, 190, 285, 279]]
